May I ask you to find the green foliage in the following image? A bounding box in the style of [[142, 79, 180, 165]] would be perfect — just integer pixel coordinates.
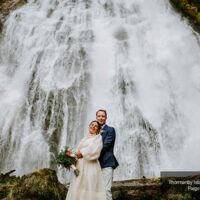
[[170, 0, 200, 27], [15, 0, 27, 8], [0, 188, 9, 199], [191, 0, 200, 10], [196, 12, 200, 22], [183, 193, 191, 199], [53, 146, 78, 170]]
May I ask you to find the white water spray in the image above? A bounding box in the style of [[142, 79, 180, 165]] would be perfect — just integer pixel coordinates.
[[0, 0, 200, 182]]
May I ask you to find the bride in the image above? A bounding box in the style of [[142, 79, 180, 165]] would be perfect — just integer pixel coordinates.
[[65, 120, 106, 200]]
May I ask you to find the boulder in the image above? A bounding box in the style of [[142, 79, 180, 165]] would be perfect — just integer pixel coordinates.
[[0, 168, 67, 200]]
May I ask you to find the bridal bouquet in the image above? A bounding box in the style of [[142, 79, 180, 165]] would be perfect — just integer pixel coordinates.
[[54, 146, 79, 176]]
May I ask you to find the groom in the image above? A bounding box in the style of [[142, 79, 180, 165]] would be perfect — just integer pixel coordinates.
[[96, 109, 119, 200]]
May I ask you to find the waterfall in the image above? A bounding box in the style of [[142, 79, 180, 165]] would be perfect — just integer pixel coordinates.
[[1, 0, 200, 182]]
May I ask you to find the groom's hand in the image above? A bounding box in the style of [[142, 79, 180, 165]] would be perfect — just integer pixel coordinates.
[[77, 150, 83, 159]]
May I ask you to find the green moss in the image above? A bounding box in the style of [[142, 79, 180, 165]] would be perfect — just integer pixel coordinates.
[[179, 1, 188, 8], [0, 189, 9, 199], [170, 0, 200, 29], [196, 12, 200, 22], [191, 0, 200, 10], [184, 4, 198, 17], [1, 169, 66, 200], [15, 0, 27, 8], [79, 47, 86, 58]]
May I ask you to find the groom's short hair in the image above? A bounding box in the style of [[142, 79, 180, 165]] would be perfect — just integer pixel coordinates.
[[96, 109, 107, 118]]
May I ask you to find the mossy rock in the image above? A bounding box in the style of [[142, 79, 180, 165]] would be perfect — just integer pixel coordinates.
[[15, 0, 27, 8], [0, 0, 28, 24], [170, 0, 200, 30], [167, 193, 185, 200], [196, 12, 200, 22], [5, 168, 67, 200], [178, 0, 188, 8], [184, 4, 198, 17]]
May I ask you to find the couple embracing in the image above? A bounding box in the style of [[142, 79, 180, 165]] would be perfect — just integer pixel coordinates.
[[66, 109, 119, 200]]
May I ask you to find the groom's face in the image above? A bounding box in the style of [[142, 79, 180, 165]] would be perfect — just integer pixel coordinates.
[[96, 111, 107, 126]]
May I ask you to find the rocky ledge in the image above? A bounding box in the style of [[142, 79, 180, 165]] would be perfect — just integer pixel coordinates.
[[1, 168, 200, 200], [170, 0, 200, 31], [0, 168, 67, 200], [0, 0, 27, 32], [0, 0, 27, 15]]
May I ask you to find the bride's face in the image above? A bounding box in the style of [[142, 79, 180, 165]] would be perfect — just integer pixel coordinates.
[[89, 122, 99, 134]]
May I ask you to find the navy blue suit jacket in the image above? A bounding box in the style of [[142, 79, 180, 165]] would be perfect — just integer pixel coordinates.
[[99, 124, 119, 169]]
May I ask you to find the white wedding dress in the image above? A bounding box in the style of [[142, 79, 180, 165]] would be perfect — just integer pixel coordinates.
[[65, 134, 106, 200]]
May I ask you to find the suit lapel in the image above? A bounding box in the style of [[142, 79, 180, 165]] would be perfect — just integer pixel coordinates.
[[101, 124, 108, 139], [103, 124, 108, 131]]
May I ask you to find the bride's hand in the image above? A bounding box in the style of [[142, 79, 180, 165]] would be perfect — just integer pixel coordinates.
[[76, 150, 83, 159]]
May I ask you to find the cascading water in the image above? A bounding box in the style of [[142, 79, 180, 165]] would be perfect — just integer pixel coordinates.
[[1, 0, 200, 183]]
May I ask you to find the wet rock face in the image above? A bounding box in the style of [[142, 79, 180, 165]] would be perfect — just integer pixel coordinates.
[[0, 0, 27, 32], [170, 0, 200, 30], [0, 0, 27, 15]]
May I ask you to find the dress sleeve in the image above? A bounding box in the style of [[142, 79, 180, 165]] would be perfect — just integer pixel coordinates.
[[80, 135, 103, 161], [76, 138, 85, 151]]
